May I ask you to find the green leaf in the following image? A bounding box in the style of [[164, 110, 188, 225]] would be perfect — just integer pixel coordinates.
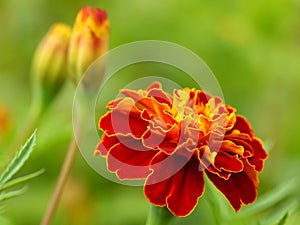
[[0, 187, 27, 202], [238, 178, 298, 216], [260, 199, 298, 225], [0, 169, 44, 192], [0, 131, 36, 186], [277, 213, 288, 225]]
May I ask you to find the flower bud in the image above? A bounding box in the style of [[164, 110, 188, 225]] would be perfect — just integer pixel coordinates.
[[68, 6, 109, 84], [31, 23, 71, 104]]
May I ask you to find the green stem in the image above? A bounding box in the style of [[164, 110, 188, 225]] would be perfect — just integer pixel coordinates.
[[204, 177, 223, 225], [145, 205, 174, 225]]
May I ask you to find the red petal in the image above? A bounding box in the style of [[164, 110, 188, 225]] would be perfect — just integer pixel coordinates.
[[225, 128, 260, 158], [120, 89, 145, 102], [145, 156, 204, 217], [142, 121, 180, 155], [211, 139, 244, 156], [99, 98, 149, 138], [206, 167, 257, 211], [197, 146, 231, 180], [248, 138, 268, 172], [106, 98, 123, 109], [147, 89, 173, 108], [214, 151, 243, 173], [231, 115, 253, 136], [146, 81, 162, 90], [107, 138, 157, 179], [95, 134, 119, 156], [188, 89, 212, 106]]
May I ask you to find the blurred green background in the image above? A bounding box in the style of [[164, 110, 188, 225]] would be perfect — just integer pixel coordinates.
[[1, 0, 300, 224]]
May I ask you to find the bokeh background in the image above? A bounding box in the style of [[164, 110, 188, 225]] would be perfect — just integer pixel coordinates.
[[0, 0, 300, 224]]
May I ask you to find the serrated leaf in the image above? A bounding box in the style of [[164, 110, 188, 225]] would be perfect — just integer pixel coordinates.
[[0, 187, 27, 202], [0, 131, 36, 186], [0, 169, 44, 192]]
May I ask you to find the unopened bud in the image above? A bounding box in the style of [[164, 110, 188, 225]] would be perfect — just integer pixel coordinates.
[[31, 23, 71, 104], [68, 6, 109, 84]]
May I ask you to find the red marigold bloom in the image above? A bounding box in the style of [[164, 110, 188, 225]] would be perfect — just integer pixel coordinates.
[[95, 82, 268, 217]]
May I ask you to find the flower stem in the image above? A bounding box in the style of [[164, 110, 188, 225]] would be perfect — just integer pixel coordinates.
[[204, 177, 223, 225], [40, 137, 77, 225], [145, 205, 174, 225]]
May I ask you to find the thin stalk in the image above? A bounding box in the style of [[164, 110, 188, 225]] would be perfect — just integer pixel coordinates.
[[40, 137, 77, 225]]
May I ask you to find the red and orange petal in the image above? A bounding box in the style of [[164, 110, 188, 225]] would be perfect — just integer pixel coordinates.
[[99, 98, 149, 138]]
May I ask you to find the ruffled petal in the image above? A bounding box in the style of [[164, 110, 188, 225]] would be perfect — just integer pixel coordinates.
[[230, 115, 253, 136], [206, 166, 257, 211], [95, 133, 119, 156], [99, 98, 149, 138], [224, 132, 254, 157], [214, 151, 243, 173], [198, 146, 231, 180], [142, 121, 180, 154], [106, 138, 158, 179], [248, 138, 268, 172], [147, 88, 173, 108], [210, 139, 244, 156], [145, 156, 204, 217]]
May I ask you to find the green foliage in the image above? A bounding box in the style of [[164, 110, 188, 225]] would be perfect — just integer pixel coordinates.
[[0, 131, 36, 185], [204, 177, 299, 225], [0, 187, 27, 202], [277, 213, 288, 225], [0, 131, 42, 203]]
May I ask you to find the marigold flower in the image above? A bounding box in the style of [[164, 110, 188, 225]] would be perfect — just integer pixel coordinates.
[[68, 6, 109, 84], [31, 23, 71, 103], [95, 82, 268, 217]]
